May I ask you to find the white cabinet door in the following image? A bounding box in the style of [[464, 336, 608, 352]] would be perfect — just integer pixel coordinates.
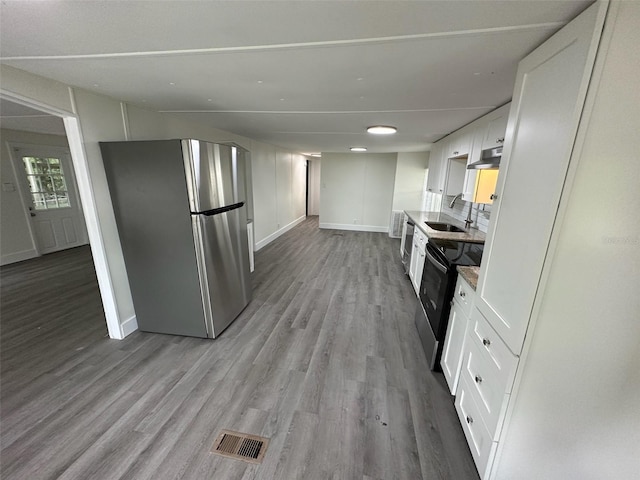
[[414, 248, 426, 294], [475, 3, 606, 355], [442, 300, 468, 394], [448, 130, 473, 159], [426, 141, 445, 194], [481, 107, 509, 150]]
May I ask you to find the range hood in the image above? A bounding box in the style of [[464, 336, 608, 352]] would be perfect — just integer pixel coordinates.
[[467, 146, 502, 170]]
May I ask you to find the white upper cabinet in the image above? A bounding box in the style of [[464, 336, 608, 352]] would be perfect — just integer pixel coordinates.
[[461, 104, 510, 202], [475, 3, 606, 355], [448, 129, 474, 159], [481, 108, 509, 150], [426, 141, 445, 194]]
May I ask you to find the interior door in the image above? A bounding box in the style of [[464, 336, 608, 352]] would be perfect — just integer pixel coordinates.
[[12, 143, 88, 255]]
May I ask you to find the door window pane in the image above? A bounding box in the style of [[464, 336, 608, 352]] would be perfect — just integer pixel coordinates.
[[22, 156, 72, 210]]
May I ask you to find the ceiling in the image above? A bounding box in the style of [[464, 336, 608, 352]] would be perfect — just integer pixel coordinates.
[[0, 1, 591, 154]]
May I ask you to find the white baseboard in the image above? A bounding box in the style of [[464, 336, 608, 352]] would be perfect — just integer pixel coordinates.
[[0, 248, 38, 266], [319, 223, 389, 233], [255, 215, 306, 251], [118, 315, 138, 339]]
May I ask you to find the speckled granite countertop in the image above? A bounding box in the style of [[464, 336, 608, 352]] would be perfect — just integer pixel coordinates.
[[404, 210, 486, 244], [457, 266, 480, 291]]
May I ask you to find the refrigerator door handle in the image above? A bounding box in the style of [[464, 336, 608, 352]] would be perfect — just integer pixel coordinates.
[[193, 201, 245, 216]]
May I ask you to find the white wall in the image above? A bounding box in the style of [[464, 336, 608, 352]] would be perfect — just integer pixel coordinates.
[[250, 141, 306, 250], [0, 128, 73, 264], [391, 151, 429, 212], [493, 2, 640, 478], [319, 152, 397, 232], [1, 65, 307, 338]]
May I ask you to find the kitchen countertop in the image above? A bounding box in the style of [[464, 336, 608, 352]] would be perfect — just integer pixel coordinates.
[[457, 266, 480, 291], [404, 210, 486, 244]]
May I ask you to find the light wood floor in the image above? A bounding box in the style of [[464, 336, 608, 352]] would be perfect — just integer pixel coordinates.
[[0, 216, 479, 480]]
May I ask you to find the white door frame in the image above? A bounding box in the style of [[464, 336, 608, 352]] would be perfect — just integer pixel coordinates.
[[1, 90, 124, 339]]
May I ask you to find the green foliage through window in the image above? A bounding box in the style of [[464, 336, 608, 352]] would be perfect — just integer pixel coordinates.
[[22, 157, 71, 210]]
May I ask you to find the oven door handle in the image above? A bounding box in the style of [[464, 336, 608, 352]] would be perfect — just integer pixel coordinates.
[[425, 246, 448, 274]]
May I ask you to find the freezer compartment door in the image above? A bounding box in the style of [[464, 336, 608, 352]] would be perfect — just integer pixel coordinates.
[[183, 140, 245, 213], [192, 206, 252, 337]]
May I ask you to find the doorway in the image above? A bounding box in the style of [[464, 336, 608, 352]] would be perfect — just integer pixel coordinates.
[[1, 94, 124, 339]]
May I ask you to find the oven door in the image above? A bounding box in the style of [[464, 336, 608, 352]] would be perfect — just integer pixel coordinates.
[[419, 244, 455, 338]]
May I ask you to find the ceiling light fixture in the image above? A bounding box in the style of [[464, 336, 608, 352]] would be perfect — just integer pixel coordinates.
[[350, 147, 367, 152], [367, 125, 397, 135]]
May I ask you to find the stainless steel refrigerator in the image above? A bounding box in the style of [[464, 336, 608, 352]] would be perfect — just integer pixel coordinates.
[[100, 139, 252, 338]]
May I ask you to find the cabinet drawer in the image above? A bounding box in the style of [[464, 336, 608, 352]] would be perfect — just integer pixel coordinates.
[[468, 308, 519, 392], [455, 374, 498, 478], [453, 275, 474, 318], [461, 335, 512, 436], [413, 228, 427, 253]]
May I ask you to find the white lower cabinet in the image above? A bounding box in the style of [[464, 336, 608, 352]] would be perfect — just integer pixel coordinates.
[[441, 275, 475, 394], [409, 228, 427, 295], [455, 373, 499, 479], [456, 306, 519, 478]]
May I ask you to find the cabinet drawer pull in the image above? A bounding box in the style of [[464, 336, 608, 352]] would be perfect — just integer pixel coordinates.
[[496, 138, 504, 144], [490, 193, 498, 200], [459, 291, 466, 298], [453, 150, 459, 155], [482, 338, 491, 347], [466, 415, 474, 425], [475, 375, 483, 384]]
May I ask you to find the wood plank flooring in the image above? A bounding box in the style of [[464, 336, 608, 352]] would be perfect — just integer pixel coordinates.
[[0, 216, 479, 480]]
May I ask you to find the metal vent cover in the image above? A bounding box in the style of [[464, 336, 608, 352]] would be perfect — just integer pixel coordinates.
[[211, 430, 269, 464]]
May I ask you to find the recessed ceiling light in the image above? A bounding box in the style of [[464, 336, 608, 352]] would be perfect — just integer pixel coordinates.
[[350, 147, 367, 152], [367, 125, 397, 135], [169, 82, 176, 86], [257, 80, 263, 84], [207, 98, 213, 102]]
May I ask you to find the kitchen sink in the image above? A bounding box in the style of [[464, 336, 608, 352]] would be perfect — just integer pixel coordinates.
[[425, 222, 465, 233]]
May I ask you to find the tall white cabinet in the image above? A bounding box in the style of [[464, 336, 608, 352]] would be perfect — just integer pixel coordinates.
[[475, 2, 607, 357], [453, 2, 617, 479]]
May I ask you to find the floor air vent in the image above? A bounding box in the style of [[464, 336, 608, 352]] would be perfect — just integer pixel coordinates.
[[211, 430, 269, 464]]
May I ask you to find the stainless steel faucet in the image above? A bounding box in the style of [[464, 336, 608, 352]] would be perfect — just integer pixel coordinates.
[[449, 193, 463, 208], [465, 201, 474, 229]]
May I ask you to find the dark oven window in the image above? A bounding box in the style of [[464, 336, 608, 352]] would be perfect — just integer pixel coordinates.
[[419, 244, 454, 337]]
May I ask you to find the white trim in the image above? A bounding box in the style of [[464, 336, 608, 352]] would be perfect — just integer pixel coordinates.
[[0, 90, 74, 117], [120, 102, 130, 140], [0, 249, 38, 265], [255, 215, 305, 251], [2, 22, 564, 61], [120, 315, 138, 338], [63, 94, 125, 340], [319, 223, 389, 233]]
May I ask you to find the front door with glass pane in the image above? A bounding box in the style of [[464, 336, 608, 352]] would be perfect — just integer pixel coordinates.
[[12, 144, 88, 255]]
